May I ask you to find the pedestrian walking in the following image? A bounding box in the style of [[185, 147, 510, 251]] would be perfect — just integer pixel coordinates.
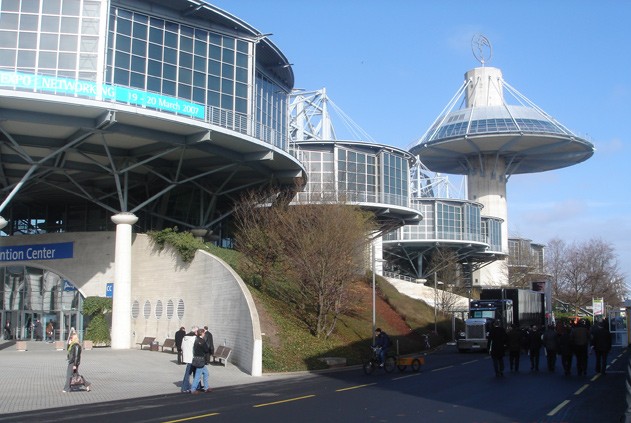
[[190, 328, 211, 394], [180, 326, 198, 393], [527, 325, 543, 371], [63, 333, 91, 392], [174, 326, 186, 365], [203, 325, 214, 365], [488, 320, 508, 377], [559, 323, 573, 376], [542, 325, 560, 372], [506, 324, 523, 372], [571, 319, 590, 376], [592, 319, 612, 375]]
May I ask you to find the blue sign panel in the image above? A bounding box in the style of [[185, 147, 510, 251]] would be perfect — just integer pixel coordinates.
[[0, 70, 206, 120], [0, 242, 74, 262], [106, 283, 113, 298], [63, 280, 77, 292]]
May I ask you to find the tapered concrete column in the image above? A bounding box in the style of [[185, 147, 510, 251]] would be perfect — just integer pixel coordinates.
[[0, 217, 7, 230], [110, 212, 138, 349]]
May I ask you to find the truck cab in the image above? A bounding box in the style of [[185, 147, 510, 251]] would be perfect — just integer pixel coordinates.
[[457, 299, 513, 352]]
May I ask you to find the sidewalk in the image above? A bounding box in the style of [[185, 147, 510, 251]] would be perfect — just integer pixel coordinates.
[[0, 340, 290, 415]]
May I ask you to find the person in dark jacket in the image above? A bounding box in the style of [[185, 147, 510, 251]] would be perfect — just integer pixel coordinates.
[[527, 325, 543, 371], [203, 325, 215, 365], [373, 328, 391, 366], [488, 320, 508, 377], [174, 326, 186, 365], [506, 324, 523, 372], [190, 328, 211, 394], [63, 333, 91, 392], [571, 319, 590, 376], [558, 324, 574, 376], [542, 325, 560, 372], [592, 319, 613, 374]]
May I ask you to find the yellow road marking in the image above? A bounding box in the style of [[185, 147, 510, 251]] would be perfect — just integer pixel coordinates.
[[253, 394, 316, 408], [574, 384, 589, 395], [162, 412, 220, 422], [336, 383, 376, 392], [590, 374, 601, 382], [547, 400, 570, 416]]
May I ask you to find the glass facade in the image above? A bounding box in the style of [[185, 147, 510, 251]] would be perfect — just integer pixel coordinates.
[[1, 265, 83, 341], [483, 218, 502, 252], [436, 202, 462, 240], [106, 7, 252, 128], [338, 148, 378, 203], [255, 71, 288, 150], [386, 200, 485, 243], [0, 1, 290, 149], [299, 149, 335, 199], [0, 0, 103, 81], [382, 152, 409, 207]]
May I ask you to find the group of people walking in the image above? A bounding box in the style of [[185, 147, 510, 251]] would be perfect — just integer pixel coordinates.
[[488, 318, 612, 377], [175, 325, 215, 394]]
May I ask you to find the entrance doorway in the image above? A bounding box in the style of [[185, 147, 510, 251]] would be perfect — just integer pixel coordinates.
[[0, 266, 83, 341]]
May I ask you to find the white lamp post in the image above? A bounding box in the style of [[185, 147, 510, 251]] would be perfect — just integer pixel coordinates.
[[371, 243, 386, 345]]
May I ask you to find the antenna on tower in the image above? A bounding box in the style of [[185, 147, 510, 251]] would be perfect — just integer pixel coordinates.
[[471, 34, 492, 66]]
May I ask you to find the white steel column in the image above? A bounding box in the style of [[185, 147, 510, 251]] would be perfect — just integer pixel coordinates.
[[110, 212, 138, 349]]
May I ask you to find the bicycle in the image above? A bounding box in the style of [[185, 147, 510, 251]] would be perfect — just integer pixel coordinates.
[[363, 346, 396, 375]]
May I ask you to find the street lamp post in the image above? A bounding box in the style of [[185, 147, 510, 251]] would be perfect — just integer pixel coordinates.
[[372, 244, 376, 345], [371, 243, 386, 345], [434, 272, 438, 333]]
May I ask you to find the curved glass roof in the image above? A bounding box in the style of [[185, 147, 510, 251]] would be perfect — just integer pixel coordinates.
[[419, 105, 575, 144]]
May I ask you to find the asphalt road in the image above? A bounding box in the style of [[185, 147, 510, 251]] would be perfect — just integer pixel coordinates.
[[2, 345, 627, 423]]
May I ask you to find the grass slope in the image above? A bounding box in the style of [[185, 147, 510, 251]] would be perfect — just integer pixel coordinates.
[[208, 245, 454, 372]]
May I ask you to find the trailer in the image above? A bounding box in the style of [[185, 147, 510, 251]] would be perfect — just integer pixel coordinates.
[[457, 288, 545, 353]]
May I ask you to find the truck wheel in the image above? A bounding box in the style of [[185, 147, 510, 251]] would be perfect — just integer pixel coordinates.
[[411, 359, 421, 372]]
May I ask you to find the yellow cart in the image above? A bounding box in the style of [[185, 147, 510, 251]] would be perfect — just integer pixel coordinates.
[[396, 355, 425, 372]]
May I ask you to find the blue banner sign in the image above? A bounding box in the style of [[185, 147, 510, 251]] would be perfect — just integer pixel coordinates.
[[106, 283, 113, 298], [0, 242, 74, 262], [0, 70, 205, 120]]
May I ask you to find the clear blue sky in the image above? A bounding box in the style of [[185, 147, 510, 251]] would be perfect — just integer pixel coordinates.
[[211, 0, 631, 284]]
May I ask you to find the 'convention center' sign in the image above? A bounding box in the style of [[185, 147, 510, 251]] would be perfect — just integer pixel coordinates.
[[0, 70, 205, 120], [0, 242, 74, 262]]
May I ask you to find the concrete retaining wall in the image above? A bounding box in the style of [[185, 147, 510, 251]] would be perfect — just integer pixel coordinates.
[[0, 232, 262, 375]]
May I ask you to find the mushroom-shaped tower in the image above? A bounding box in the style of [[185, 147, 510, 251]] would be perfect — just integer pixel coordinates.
[[410, 65, 594, 286]]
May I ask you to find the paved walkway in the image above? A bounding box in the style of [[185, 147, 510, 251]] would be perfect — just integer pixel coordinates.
[[0, 340, 293, 415]]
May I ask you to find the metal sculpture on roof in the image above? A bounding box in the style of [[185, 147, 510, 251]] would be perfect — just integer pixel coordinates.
[[471, 34, 492, 66]]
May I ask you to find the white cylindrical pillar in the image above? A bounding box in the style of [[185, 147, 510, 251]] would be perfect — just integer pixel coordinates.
[[110, 212, 138, 349], [0, 216, 7, 230]]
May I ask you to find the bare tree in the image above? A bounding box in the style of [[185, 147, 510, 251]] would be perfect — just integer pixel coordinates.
[[427, 248, 468, 313], [548, 238, 627, 312], [545, 238, 568, 300], [232, 191, 285, 288], [233, 190, 376, 338]]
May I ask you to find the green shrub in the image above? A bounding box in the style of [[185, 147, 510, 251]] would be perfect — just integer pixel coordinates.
[[82, 296, 112, 345], [147, 227, 206, 262]]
